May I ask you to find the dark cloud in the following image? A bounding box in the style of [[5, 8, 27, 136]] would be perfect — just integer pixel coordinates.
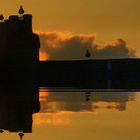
[[38, 32, 136, 60], [93, 38, 136, 59]]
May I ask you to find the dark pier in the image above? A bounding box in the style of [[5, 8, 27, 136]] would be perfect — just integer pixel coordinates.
[[39, 59, 140, 90]]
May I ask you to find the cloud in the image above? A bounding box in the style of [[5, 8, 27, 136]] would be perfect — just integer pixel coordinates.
[[93, 38, 136, 59], [38, 32, 136, 60]]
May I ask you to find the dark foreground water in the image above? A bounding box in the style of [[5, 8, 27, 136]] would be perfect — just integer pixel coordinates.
[[0, 88, 140, 140]]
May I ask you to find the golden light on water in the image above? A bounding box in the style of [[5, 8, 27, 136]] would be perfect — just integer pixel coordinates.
[[35, 90, 131, 126], [33, 112, 71, 126]]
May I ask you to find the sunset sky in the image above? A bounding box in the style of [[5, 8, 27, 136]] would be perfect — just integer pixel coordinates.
[[0, 0, 140, 60], [0, 1, 140, 140]]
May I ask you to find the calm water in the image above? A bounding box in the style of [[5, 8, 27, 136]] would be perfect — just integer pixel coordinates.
[[0, 88, 140, 140]]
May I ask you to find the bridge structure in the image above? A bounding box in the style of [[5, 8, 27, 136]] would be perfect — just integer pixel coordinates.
[[39, 59, 140, 91]]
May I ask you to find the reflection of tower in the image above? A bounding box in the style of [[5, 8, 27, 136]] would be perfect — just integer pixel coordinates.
[[0, 6, 40, 84], [0, 85, 40, 134], [39, 91, 135, 113]]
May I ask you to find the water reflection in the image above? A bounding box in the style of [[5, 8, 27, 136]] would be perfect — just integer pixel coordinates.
[[39, 89, 135, 113], [33, 89, 136, 126], [0, 86, 137, 139], [0, 85, 40, 134]]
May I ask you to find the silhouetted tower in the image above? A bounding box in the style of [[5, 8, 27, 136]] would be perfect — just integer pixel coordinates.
[[0, 13, 6, 68], [0, 6, 40, 84], [0, 6, 40, 135]]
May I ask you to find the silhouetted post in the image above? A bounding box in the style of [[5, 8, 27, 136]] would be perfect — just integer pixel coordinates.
[[107, 61, 112, 88], [85, 91, 91, 101]]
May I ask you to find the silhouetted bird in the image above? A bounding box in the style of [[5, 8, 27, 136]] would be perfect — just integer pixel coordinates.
[[85, 49, 91, 58], [18, 132, 24, 140], [0, 14, 4, 20], [18, 5, 24, 15], [0, 130, 4, 133]]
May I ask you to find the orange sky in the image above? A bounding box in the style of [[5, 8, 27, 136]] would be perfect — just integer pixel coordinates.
[[0, 1, 140, 139], [0, 0, 140, 56]]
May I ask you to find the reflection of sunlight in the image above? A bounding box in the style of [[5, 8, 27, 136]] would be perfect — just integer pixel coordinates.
[[44, 102, 65, 113], [33, 112, 71, 126], [39, 90, 49, 102]]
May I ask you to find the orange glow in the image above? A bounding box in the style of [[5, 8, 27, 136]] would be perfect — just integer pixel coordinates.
[[33, 112, 71, 126], [39, 90, 49, 102], [39, 51, 48, 61], [40, 92, 49, 97]]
